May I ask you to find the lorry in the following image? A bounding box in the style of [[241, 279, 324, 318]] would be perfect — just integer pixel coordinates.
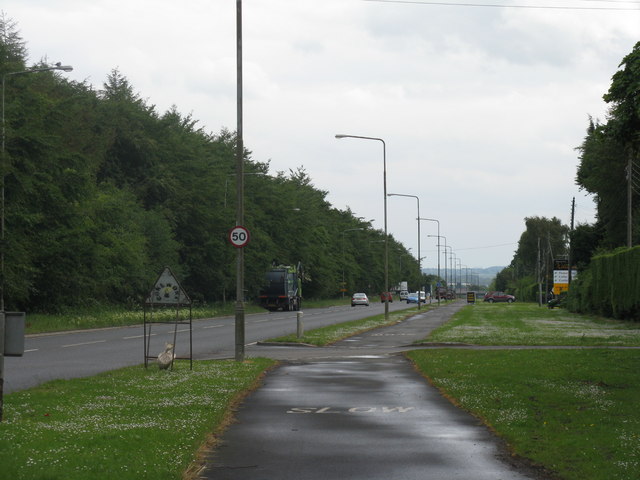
[[258, 263, 303, 311], [396, 281, 409, 300]]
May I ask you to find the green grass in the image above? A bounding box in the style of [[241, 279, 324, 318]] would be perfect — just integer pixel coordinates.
[[0, 358, 276, 480], [424, 302, 640, 346], [266, 304, 430, 346], [407, 349, 640, 480]]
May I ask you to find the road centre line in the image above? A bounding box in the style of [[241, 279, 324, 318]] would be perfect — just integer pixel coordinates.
[[62, 340, 107, 348], [123, 333, 156, 340], [203, 324, 224, 329]]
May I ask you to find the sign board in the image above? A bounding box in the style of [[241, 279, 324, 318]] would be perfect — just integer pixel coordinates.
[[228, 225, 250, 248], [553, 259, 577, 295], [466, 292, 476, 304], [146, 266, 191, 305]]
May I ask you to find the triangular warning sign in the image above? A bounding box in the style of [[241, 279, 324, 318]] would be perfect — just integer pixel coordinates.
[[146, 266, 191, 305]]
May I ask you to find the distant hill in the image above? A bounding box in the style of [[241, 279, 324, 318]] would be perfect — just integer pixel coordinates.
[[422, 266, 504, 287]]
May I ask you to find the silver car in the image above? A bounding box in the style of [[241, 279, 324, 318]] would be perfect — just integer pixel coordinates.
[[351, 293, 369, 307]]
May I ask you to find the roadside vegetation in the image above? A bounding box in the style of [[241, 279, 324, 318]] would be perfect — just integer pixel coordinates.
[[0, 358, 276, 480], [423, 302, 640, 346], [409, 302, 640, 480]]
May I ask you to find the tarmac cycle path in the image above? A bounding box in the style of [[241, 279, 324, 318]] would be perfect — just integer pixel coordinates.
[[199, 302, 548, 479]]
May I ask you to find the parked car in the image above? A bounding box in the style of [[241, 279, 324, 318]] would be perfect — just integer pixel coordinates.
[[483, 291, 516, 303], [351, 293, 369, 307], [399, 290, 409, 300], [406, 292, 419, 304], [417, 291, 427, 303], [380, 291, 393, 303]]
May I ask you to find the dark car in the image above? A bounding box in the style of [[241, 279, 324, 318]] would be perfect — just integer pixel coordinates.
[[483, 291, 516, 303]]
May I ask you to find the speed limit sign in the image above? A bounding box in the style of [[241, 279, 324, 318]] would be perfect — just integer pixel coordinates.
[[228, 225, 250, 248]]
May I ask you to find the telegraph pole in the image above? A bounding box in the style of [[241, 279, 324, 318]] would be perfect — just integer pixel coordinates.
[[568, 197, 575, 285], [628, 153, 633, 248]]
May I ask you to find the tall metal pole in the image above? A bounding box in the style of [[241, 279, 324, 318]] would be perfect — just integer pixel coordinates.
[[235, 0, 245, 362], [421, 218, 440, 304], [335, 134, 389, 320], [628, 153, 633, 248], [388, 193, 420, 309]]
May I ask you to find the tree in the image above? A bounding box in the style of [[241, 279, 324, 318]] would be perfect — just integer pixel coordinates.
[[0, 12, 27, 70], [575, 42, 640, 250]]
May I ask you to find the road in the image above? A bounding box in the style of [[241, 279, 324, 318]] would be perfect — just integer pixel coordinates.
[[4, 300, 415, 393]]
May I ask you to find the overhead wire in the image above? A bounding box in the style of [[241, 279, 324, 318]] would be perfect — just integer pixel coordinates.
[[364, 0, 640, 10]]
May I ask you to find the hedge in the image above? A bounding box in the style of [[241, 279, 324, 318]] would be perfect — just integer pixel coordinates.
[[567, 246, 640, 320]]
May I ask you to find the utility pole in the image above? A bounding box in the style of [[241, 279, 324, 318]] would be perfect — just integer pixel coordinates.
[[568, 197, 575, 285], [628, 153, 633, 248], [537, 237, 542, 306]]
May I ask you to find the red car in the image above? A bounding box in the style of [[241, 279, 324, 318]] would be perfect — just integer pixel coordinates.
[[380, 292, 393, 303], [483, 291, 516, 303]]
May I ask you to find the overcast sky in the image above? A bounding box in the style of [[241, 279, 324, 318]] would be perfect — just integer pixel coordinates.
[[3, 1, 639, 269]]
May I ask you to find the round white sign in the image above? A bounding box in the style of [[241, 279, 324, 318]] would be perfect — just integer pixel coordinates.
[[228, 225, 250, 248]]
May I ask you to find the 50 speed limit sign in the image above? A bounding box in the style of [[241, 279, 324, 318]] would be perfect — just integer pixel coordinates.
[[228, 225, 250, 248]]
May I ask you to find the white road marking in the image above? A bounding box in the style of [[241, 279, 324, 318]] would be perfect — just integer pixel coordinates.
[[124, 333, 155, 340], [62, 340, 106, 348]]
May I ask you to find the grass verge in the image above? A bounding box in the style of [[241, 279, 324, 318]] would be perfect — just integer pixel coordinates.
[[407, 349, 640, 480], [0, 358, 276, 480], [423, 302, 640, 346], [266, 304, 428, 346]]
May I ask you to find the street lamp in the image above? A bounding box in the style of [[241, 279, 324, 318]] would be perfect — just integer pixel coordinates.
[[335, 134, 389, 320], [388, 193, 421, 309], [419, 218, 440, 303], [444, 244, 453, 292], [342, 228, 364, 299], [1, 62, 73, 422], [428, 234, 447, 297]]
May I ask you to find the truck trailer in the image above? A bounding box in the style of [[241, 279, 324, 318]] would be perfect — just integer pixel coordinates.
[[258, 263, 303, 311]]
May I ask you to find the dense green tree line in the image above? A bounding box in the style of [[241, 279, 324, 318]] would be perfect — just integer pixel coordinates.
[[496, 42, 639, 310], [574, 41, 640, 254], [1, 18, 422, 312]]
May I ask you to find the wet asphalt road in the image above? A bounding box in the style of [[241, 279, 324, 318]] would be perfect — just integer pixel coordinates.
[[199, 302, 542, 479]]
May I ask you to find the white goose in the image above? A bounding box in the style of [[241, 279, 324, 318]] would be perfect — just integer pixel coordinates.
[[157, 343, 175, 370]]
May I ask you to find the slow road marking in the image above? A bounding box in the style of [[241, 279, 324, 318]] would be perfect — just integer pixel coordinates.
[[287, 406, 414, 414]]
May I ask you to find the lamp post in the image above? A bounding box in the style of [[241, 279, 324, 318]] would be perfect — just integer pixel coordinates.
[[335, 134, 389, 320], [444, 244, 453, 293], [428, 234, 446, 298], [341, 228, 364, 299], [388, 193, 421, 309], [419, 218, 440, 303], [234, 0, 246, 362], [1, 62, 73, 422]]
